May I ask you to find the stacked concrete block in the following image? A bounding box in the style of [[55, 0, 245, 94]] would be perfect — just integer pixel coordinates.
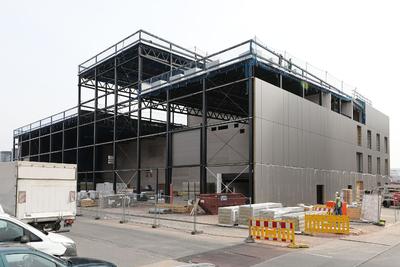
[[218, 206, 239, 225], [238, 203, 282, 225], [260, 207, 305, 220]]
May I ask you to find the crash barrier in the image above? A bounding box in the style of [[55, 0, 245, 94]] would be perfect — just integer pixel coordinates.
[[304, 214, 350, 234], [249, 218, 296, 245]]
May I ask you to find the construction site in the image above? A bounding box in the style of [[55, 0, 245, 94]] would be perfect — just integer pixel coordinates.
[[12, 30, 390, 205], [6, 29, 400, 267]]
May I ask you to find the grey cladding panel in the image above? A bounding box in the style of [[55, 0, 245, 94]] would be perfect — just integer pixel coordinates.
[[172, 130, 200, 166]]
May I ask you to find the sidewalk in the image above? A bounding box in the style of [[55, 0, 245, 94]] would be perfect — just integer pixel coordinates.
[[253, 222, 400, 267]]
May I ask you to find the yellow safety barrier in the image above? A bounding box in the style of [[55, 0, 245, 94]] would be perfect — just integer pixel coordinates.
[[304, 214, 350, 234], [248, 218, 297, 246]]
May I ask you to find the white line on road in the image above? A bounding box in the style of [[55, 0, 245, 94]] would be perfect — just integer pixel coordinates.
[[304, 252, 333, 259]]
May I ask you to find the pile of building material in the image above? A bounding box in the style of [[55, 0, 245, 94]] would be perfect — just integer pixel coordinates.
[[96, 182, 114, 197], [342, 189, 353, 204], [157, 203, 191, 213], [259, 206, 305, 220], [218, 206, 239, 225], [347, 205, 361, 220], [282, 210, 327, 232], [80, 198, 96, 207], [238, 203, 282, 225]]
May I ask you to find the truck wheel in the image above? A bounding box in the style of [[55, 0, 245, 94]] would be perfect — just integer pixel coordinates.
[[383, 201, 390, 208], [53, 222, 61, 231]]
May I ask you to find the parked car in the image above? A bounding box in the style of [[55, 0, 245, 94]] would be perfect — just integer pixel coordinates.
[[0, 244, 116, 267], [0, 211, 76, 257]]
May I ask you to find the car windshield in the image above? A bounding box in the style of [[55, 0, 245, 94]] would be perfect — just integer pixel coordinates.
[[45, 254, 71, 266]]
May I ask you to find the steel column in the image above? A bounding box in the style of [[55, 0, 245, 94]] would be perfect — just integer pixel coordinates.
[[247, 62, 254, 202], [49, 117, 52, 162], [61, 111, 65, 163], [93, 67, 98, 187], [165, 88, 172, 197], [77, 77, 81, 173], [12, 137, 15, 161], [113, 57, 118, 193], [200, 75, 207, 194], [136, 45, 142, 194]]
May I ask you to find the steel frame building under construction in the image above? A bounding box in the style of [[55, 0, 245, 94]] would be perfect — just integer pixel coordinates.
[[13, 30, 390, 204]]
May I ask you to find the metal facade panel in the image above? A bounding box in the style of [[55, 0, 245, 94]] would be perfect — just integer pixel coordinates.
[[172, 129, 200, 166], [253, 79, 390, 204]]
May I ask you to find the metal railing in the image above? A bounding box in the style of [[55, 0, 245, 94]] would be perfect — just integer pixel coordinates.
[[78, 29, 207, 74], [15, 32, 372, 136]]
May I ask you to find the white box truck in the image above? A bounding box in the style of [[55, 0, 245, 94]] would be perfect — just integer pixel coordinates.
[[0, 161, 77, 231]]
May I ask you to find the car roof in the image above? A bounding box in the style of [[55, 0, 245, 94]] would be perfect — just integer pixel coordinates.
[[0, 244, 34, 253]]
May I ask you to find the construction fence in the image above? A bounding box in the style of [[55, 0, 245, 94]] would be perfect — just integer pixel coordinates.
[[77, 189, 253, 234]]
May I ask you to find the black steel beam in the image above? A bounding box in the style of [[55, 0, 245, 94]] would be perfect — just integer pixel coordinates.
[[113, 57, 118, 193], [136, 45, 142, 194], [93, 67, 98, 187], [77, 77, 81, 172], [200, 73, 207, 194]]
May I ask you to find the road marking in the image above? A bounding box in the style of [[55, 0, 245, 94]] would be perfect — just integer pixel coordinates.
[[304, 252, 333, 258], [340, 238, 391, 247], [352, 240, 400, 267]]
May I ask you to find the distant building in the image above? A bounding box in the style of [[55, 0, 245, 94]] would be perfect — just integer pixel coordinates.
[[0, 151, 12, 162], [391, 169, 400, 182]]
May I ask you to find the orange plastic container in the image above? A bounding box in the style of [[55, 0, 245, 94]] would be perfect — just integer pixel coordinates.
[[326, 200, 347, 215]]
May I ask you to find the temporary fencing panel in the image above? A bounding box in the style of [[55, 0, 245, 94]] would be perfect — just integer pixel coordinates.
[[304, 214, 350, 234]]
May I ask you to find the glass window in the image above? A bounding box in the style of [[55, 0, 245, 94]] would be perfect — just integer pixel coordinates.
[[367, 155, 372, 174], [0, 219, 24, 242], [356, 152, 363, 173], [5, 253, 57, 267], [377, 157, 381, 175], [367, 130, 371, 149], [357, 126, 362, 146], [384, 137, 388, 153], [376, 133, 381, 151]]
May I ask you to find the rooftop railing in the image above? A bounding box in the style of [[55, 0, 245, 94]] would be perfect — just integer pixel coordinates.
[[17, 32, 371, 136], [78, 29, 206, 74]]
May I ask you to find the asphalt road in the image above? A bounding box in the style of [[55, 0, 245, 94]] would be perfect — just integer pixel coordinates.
[[64, 217, 241, 267], [253, 223, 400, 267], [64, 216, 400, 267]]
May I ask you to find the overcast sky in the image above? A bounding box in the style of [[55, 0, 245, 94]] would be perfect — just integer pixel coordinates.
[[0, 0, 399, 167]]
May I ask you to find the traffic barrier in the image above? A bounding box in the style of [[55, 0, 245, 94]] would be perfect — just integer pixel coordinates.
[[304, 214, 350, 234], [249, 218, 296, 245]]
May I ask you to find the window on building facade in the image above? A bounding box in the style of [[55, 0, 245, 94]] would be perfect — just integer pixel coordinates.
[[377, 157, 381, 175], [356, 152, 363, 173], [357, 126, 362, 146], [367, 155, 372, 174], [376, 133, 381, 151], [384, 137, 388, 153], [367, 130, 371, 149]]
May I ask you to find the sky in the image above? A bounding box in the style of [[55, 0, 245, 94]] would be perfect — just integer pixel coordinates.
[[0, 0, 399, 167]]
